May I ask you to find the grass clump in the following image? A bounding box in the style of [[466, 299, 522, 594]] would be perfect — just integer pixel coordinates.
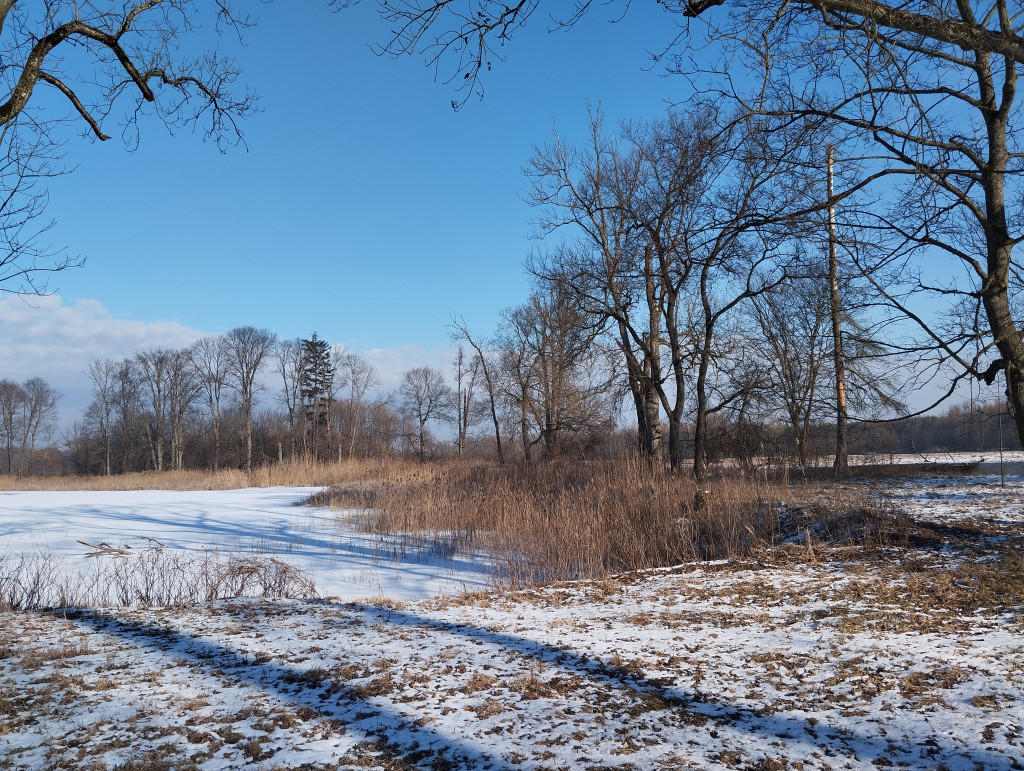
[[0, 548, 317, 611]]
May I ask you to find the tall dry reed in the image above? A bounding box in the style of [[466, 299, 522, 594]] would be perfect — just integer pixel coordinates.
[[311, 458, 788, 586]]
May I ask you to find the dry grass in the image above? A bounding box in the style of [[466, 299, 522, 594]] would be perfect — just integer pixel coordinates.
[[0, 457, 424, 492], [6, 455, 1017, 604], [308, 458, 791, 586]]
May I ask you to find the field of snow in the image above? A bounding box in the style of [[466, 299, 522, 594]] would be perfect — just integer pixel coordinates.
[[0, 488, 494, 603], [1, 476, 1022, 770]]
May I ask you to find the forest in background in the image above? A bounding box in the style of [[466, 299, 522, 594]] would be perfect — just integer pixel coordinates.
[[3, 338, 1017, 478]]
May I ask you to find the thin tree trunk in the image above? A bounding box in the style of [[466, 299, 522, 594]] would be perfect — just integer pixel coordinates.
[[827, 146, 849, 475]]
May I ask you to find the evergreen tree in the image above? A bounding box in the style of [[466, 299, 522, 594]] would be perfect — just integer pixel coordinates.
[[300, 334, 335, 458]]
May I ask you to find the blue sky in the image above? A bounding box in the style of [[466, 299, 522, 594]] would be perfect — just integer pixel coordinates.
[[5, 2, 698, 418]]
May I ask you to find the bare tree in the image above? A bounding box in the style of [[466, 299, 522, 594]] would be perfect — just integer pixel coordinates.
[[0, 2, 257, 140], [0, 378, 24, 473], [0, 1, 259, 294], [333, 348, 380, 460], [0, 134, 80, 295], [347, 0, 1024, 103], [749, 269, 832, 467], [86, 358, 118, 475], [224, 326, 277, 470], [449, 315, 505, 463], [498, 287, 615, 459], [136, 348, 171, 471], [398, 366, 453, 462], [497, 307, 539, 461], [452, 345, 480, 456], [114, 357, 144, 473], [531, 106, 810, 478], [528, 108, 724, 469], [275, 338, 305, 460], [189, 335, 231, 472], [166, 349, 199, 470], [131, 347, 196, 472], [16, 376, 60, 474], [527, 110, 662, 462]]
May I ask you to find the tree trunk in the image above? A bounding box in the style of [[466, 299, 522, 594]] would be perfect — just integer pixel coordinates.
[[667, 417, 683, 473], [619, 321, 656, 459], [212, 417, 221, 472], [642, 365, 661, 460], [693, 351, 710, 486], [521, 405, 532, 462], [348, 406, 359, 459], [245, 407, 253, 471], [827, 146, 848, 475]]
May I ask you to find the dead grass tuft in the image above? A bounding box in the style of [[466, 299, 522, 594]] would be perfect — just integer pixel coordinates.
[[463, 673, 499, 694]]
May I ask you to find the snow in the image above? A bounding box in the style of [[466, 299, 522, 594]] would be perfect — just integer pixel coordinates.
[[0, 487, 494, 602], [1, 477, 1022, 770]]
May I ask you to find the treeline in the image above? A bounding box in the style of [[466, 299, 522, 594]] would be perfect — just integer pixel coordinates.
[[61, 328, 403, 476], [55, 321, 622, 475], [6, 339, 1015, 478], [852, 401, 1022, 458]]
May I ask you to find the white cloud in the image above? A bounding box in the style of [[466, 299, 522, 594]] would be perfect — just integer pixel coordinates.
[[361, 345, 457, 393], [0, 295, 461, 431], [0, 294, 205, 423]]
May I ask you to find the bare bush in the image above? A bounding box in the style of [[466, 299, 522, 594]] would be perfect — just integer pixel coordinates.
[[0, 548, 316, 611]]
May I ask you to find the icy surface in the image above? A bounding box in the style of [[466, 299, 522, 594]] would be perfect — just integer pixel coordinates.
[[0, 487, 494, 601]]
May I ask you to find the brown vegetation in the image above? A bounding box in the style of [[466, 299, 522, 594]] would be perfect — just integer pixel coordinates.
[[0, 457, 420, 492], [4, 456, 1020, 606], [306, 457, 790, 585]]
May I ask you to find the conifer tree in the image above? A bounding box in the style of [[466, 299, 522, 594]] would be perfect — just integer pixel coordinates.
[[300, 333, 335, 459]]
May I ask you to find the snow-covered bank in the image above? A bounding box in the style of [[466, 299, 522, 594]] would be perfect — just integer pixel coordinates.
[[2, 560, 1021, 770]]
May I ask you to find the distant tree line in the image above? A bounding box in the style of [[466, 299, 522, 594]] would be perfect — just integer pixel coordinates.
[[6, 335, 1016, 478], [64, 327, 399, 475]]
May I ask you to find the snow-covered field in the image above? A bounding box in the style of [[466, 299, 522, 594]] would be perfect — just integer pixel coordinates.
[[0, 488, 494, 602], [1, 477, 1022, 770]]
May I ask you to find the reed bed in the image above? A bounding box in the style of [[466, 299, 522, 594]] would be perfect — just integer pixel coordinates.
[[309, 458, 791, 586]]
